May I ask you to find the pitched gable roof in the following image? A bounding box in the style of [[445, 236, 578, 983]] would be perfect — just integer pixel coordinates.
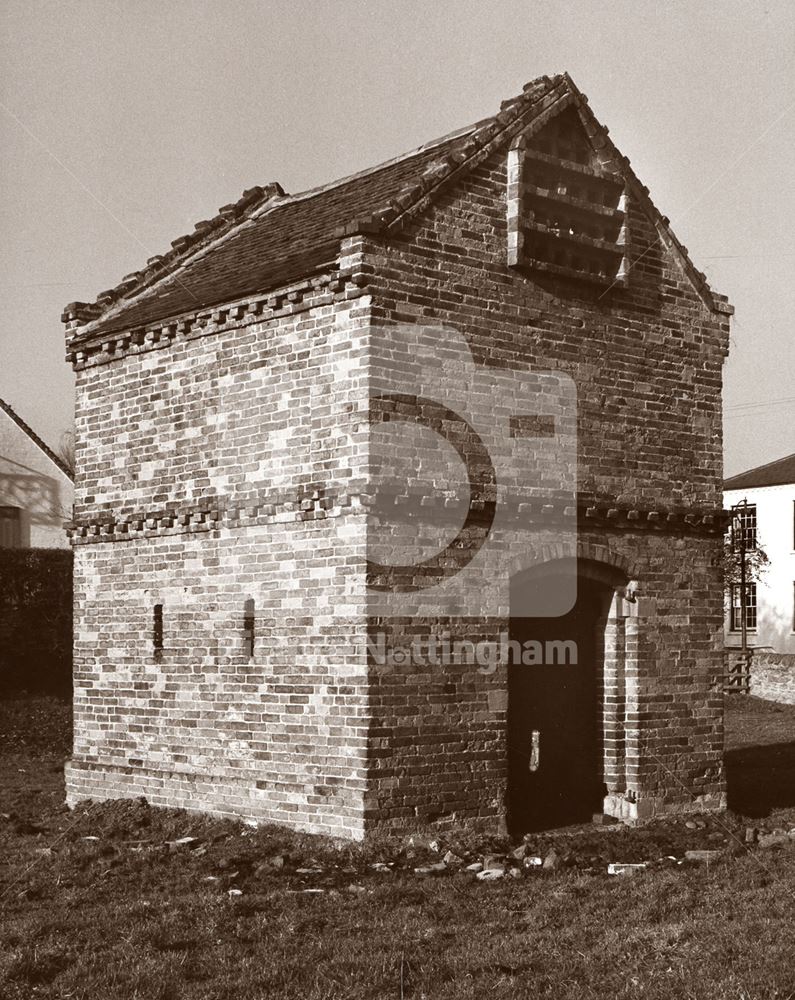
[[65, 75, 557, 342], [64, 72, 731, 344], [0, 397, 74, 481], [724, 452, 795, 490]]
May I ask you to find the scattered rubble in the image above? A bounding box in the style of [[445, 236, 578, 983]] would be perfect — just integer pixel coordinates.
[[254, 854, 285, 875], [413, 862, 447, 876], [684, 850, 723, 864], [167, 836, 200, 852], [757, 830, 791, 850], [7, 761, 793, 902], [475, 867, 505, 881], [542, 850, 559, 871], [607, 862, 647, 876]]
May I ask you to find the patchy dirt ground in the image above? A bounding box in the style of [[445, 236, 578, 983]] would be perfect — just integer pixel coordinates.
[[0, 694, 793, 999]]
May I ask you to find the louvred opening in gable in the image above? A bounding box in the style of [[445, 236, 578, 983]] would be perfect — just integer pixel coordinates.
[[507, 107, 628, 287]]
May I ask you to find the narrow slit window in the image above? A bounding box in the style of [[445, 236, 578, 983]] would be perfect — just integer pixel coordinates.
[[243, 598, 255, 658], [153, 603, 164, 656]]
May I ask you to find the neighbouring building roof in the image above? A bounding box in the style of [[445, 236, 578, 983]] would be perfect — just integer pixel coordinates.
[[724, 452, 795, 490], [63, 72, 731, 344], [0, 397, 74, 481]]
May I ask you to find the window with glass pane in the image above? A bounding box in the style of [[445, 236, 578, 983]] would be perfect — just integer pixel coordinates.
[[730, 583, 757, 631], [731, 503, 757, 550]]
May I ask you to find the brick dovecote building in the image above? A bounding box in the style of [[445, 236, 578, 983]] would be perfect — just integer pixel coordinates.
[[63, 74, 733, 839]]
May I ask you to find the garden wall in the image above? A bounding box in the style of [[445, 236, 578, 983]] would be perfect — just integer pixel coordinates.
[[750, 652, 795, 705]]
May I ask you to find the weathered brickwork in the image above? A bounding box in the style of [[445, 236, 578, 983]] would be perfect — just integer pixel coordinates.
[[67, 524, 371, 836], [354, 115, 730, 827], [363, 536, 726, 828], [64, 73, 732, 837], [66, 293, 375, 838]]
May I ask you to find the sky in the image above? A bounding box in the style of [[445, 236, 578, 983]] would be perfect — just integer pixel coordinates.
[[0, 0, 793, 477]]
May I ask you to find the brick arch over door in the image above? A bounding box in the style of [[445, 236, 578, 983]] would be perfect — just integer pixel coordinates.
[[504, 539, 640, 597], [508, 540, 638, 583]]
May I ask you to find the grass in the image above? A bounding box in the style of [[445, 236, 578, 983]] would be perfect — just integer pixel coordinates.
[[0, 694, 794, 999]]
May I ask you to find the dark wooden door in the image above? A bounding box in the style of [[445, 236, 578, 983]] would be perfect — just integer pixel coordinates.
[[507, 575, 610, 834]]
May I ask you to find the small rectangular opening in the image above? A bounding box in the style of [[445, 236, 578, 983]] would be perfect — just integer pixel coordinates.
[[243, 598, 255, 659], [153, 603, 164, 657]]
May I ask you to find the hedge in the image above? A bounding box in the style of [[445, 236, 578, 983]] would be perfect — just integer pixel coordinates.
[[0, 548, 73, 696]]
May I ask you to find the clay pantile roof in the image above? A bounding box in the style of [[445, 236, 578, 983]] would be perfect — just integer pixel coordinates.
[[82, 134, 477, 337], [0, 397, 73, 480], [64, 71, 731, 343], [724, 452, 795, 490], [63, 75, 560, 339]]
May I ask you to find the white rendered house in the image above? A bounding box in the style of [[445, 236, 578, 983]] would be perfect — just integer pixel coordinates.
[[724, 452, 795, 654]]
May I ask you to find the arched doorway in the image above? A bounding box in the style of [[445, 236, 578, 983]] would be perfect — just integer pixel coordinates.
[[507, 558, 624, 834]]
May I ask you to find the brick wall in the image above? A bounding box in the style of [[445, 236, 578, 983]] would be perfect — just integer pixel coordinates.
[[66, 292, 375, 838], [357, 118, 729, 829], [65, 104, 731, 836]]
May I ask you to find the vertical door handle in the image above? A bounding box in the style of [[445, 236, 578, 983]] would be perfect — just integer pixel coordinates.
[[529, 730, 540, 771]]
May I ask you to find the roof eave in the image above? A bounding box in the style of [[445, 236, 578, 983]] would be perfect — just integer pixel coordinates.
[[0, 398, 74, 482]]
